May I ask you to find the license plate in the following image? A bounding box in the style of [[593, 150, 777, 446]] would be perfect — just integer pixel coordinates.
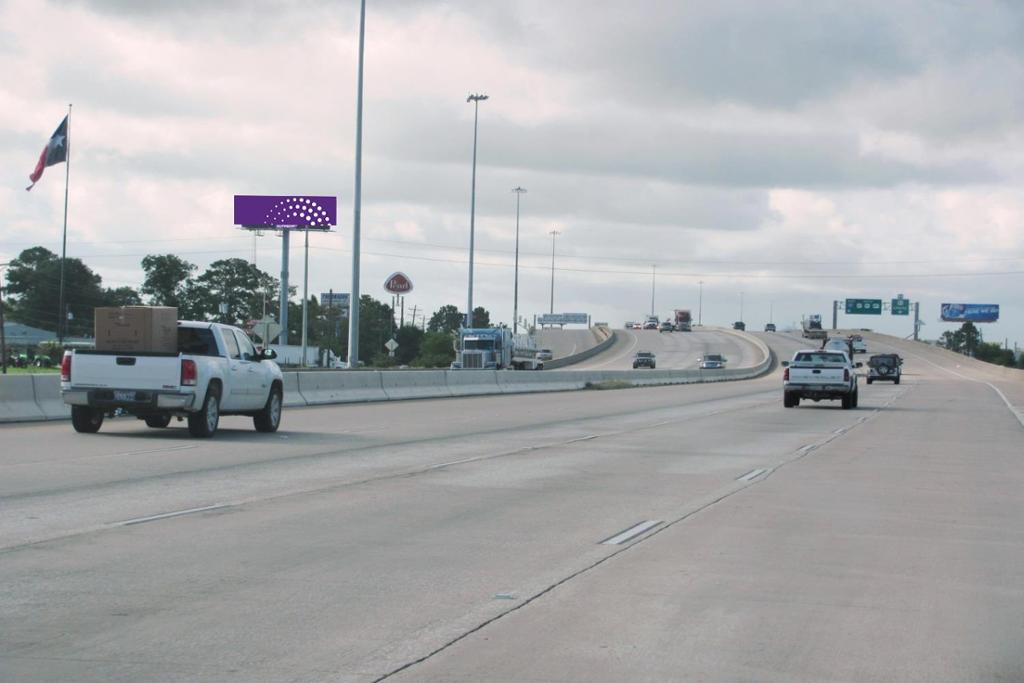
[[114, 390, 136, 402]]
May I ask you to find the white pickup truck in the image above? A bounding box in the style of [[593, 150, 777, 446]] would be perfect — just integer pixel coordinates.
[[61, 321, 283, 437], [782, 349, 862, 409]]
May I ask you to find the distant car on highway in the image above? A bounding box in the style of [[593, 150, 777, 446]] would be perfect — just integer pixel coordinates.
[[536, 349, 554, 361], [699, 354, 726, 369], [764, 323, 776, 332], [782, 349, 861, 409], [850, 335, 867, 354], [633, 351, 656, 369], [659, 321, 674, 332], [866, 353, 902, 384], [733, 321, 746, 331], [630, 322, 644, 330], [643, 317, 659, 330]]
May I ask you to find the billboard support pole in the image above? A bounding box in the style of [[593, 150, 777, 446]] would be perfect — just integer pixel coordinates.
[[279, 229, 289, 346], [301, 226, 309, 367]]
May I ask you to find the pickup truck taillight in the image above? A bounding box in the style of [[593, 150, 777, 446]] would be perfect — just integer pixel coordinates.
[[843, 368, 850, 382], [783, 367, 789, 381], [181, 359, 198, 386], [60, 353, 72, 382]]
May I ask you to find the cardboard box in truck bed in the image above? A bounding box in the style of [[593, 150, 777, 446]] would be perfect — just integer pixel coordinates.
[[94, 306, 178, 352]]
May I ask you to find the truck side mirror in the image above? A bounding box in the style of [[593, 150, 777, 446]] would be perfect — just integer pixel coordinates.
[[781, 361, 789, 367], [262, 348, 278, 360], [855, 362, 863, 368]]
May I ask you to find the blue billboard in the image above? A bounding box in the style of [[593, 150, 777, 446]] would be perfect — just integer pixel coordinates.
[[940, 303, 999, 323]]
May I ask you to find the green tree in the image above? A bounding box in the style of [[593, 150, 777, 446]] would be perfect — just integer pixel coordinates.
[[975, 342, 1016, 367], [394, 325, 425, 364], [414, 330, 456, 367], [429, 304, 464, 332], [4, 246, 107, 336], [140, 254, 197, 315], [104, 286, 143, 307], [472, 306, 490, 327], [192, 258, 279, 325]]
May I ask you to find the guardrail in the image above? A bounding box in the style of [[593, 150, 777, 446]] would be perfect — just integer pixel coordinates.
[[0, 331, 774, 423]]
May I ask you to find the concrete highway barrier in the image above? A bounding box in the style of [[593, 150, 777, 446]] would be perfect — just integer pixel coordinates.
[[281, 372, 306, 408], [543, 326, 616, 370], [0, 329, 774, 422], [32, 374, 68, 419], [0, 375, 46, 422], [296, 370, 388, 405], [445, 370, 501, 397], [381, 370, 453, 401]]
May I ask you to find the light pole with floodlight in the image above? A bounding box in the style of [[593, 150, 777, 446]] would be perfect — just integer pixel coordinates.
[[512, 186, 526, 335], [465, 93, 488, 328]]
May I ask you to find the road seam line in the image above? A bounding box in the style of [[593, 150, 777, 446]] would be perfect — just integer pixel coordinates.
[[119, 504, 231, 526]]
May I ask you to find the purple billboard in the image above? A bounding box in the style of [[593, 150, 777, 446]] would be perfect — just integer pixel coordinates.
[[234, 195, 337, 229]]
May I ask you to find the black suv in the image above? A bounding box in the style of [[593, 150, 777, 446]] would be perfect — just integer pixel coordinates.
[[632, 351, 656, 369]]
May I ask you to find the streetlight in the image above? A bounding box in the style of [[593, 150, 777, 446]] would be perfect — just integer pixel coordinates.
[[548, 229, 561, 314], [465, 92, 489, 328], [347, 0, 367, 369], [697, 280, 704, 326], [512, 186, 527, 335], [650, 264, 656, 317]]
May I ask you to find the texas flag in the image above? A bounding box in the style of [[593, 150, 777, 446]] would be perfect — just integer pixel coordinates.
[[26, 115, 69, 191]]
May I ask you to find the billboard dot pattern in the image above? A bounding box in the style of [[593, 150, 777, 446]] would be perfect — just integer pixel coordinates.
[[264, 197, 333, 226]]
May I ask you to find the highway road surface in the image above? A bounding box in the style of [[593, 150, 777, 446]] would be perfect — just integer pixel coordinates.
[[534, 328, 603, 360], [569, 327, 763, 370], [3, 333, 1024, 682]]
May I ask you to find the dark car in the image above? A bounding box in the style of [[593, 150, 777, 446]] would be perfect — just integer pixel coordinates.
[[632, 351, 656, 369], [764, 323, 776, 332], [659, 321, 674, 333], [733, 321, 746, 331]]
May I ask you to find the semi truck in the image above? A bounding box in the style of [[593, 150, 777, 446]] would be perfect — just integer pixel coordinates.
[[451, 328, 544, 370], [674, 309, 693, 331], [802, 314, 827, 340]]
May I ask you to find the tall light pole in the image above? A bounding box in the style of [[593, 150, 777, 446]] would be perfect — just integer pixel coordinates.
[[698, 280, 704, 326], [466, 92, 489, 328], [739, 291, 744, 323], [548, 229, 561, 314], [512, 186, 527, 335], [347, 0, 367, 369], [650, 264, 656, 317]]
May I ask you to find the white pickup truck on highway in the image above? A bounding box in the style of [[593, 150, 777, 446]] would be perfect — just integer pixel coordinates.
[[61, 321, 284, 437], [782, 349, 862, 409]]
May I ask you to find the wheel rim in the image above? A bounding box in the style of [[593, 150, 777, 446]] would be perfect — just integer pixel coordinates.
[[270, 392, 281, 426], [206, 396, 219, 431]]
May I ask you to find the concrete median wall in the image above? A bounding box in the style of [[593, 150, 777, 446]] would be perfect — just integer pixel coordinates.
[[381, 370, 452, 401], [445, 370, 501, 397], [544, 326, 616, 370], [0, 337, 774, 423], [0, 375, 45, 422]]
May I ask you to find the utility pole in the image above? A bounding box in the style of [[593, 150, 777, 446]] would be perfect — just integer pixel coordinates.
[[650, 264, 656, 317], [512, 186, 527, 335], [913, 301, 920, 341], [548, 229, 561, 314], [832, 300, 839, 330], [466, 92, 489, 328], [347, 0, 367, 369], [739, 291, 744, 323], [0, 262, 8, 375]]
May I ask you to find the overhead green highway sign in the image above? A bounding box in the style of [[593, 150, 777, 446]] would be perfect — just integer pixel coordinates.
[[845, 298, 883, 315], [891, 298, 910, 316]]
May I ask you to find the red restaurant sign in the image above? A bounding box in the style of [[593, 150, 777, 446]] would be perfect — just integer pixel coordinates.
[[383, 272, 413, 294]]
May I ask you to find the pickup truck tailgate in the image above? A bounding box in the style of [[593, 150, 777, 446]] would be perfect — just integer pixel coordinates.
[[789, 366, 846, 385], [71, 353, 182, 391]]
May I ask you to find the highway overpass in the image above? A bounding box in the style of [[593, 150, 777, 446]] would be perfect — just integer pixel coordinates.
[[2, 332, 1022, 681]]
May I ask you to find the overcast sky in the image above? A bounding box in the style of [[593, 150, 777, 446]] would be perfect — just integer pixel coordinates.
[[2, 0, 1023, 345]]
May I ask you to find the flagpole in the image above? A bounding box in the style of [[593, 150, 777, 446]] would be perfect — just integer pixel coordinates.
[[57, 103, 71, 344]]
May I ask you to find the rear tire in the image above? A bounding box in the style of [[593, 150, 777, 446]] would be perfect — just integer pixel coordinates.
[[852, 389, 859, 408], [253, 385, 282, 433], [71, 405, 104, 433], [894, 377, 900, 385], [783, 392, 798, 408], [841, 393, 853, 410], [866, 378, 873, 385], [145, 415, 172, 429], [188, 385, 220, 438]]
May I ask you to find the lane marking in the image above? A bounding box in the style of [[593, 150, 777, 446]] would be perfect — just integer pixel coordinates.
[[600, 519, 662, 545], [119, 503, 231, 526], [737, 467, 769, 482], [114, 444, 198, 458]]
